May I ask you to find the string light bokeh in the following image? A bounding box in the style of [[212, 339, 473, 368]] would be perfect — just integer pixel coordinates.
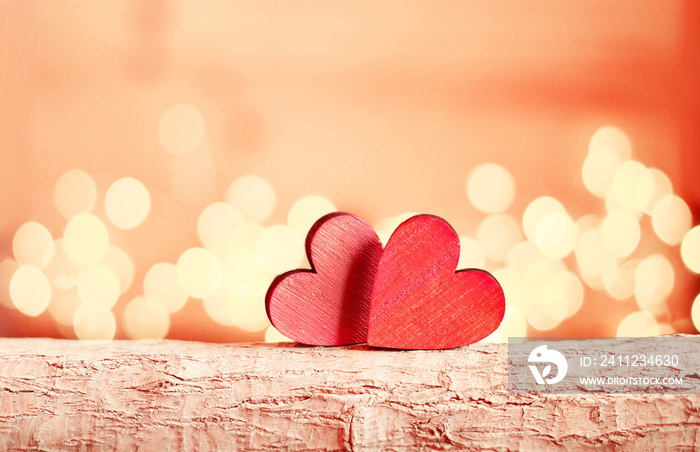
[[1, 2, 698, 342], [1, 124, 698, 341]]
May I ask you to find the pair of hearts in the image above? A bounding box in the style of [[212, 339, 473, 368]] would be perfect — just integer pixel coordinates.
[[265, 213, 505, 350]]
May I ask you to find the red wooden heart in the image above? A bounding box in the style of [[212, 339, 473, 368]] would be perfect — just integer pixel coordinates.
[[368, 215, 505, 350], [265, 212, 383, 346]]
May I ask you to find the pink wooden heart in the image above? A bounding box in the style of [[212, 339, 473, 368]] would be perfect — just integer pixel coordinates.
[[265, 212, 383, 346], [368, 215, 505, 350]]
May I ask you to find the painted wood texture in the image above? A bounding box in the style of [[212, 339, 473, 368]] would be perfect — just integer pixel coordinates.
[[0, 338, 698, 451], [368, 215, 505, 349], [266, 213, 382, 346]]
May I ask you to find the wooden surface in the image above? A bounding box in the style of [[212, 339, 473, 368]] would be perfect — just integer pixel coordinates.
[[266, 213, 382, 346], [368, 215, 505, 349], [1, 338, 699, 451]]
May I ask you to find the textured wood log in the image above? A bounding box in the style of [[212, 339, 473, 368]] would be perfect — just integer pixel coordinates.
[[0, 338, 699, 451]]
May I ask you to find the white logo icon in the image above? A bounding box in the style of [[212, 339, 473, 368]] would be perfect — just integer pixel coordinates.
[[528, 345, 568, 385]]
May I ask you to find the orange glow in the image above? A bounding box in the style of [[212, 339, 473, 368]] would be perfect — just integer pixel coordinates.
[[0, 2, 698, 341]]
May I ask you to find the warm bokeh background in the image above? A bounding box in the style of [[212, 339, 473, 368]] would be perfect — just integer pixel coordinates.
[[1, 1, 699, 342]]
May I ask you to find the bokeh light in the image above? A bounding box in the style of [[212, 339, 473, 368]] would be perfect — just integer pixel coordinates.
[[10, 264, 52, 316], [600, 210, 641, 258], [645, 168, 673, 215], [202, 287, 236, 327], [466, 163, 516, 214], [691, 293, 700, 333], [616, 311, 659, 337], [634, 254, 675, 315], [493, 268, 526, 310], [610, 160, 654, 213], [122, 296, 170, 339], [651, 194, 692, 246], [53, 169, 97, 220], [0, 0, 696, 349], [524, 268, 583, 332], [582, 147, 622, 197], [522, 196, 565, 243], [225, 175, 276, 224], [558, 270, 585, 318], [475, 214, 522, 263], [681, 226, 700, 273], [48, 287, 81, 326], [238, 222, 265, 250], [523, 256, 567, 291], [0, 259, 20, 309], [575, 227, 615, 290], [157, 103, 205, 154], [63, 213, 110, 266], [575, 214, 601, 236], [534, 211, 576, 259], [582, 125, 633, 199], [44, 238, 81, 290], [603, 186, 636, 216], [265, 325, 293, 342], [457, 236, 486, 269], [203, 286, 270, 332], [102, 247, 134, 294], [602, 259, 639, 300], [77, 264, 121, 308], [375, 212, 418, 246], [525, 282, 568, 331], [230, 296, 271, 332], [505, 241, 542, 275], [105, 177, 151, 229], [197, 202, 245, 255], [176, 248, 223, 299], [2, 60, 698, 349], [144, 263, 188, 313], [12, 221, 54, 269], [588, 125, 633, 162], [495, 306, 527, 338], [222, 249, 274, 300], [287, 195, 337, 238], [73, 304, 116, 341], [256, 225, 304, 274]]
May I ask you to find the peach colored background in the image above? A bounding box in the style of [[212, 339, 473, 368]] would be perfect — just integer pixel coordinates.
[[1, 1, 698, 340]]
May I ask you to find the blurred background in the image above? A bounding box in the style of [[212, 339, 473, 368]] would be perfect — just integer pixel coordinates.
[[1, 1, 698, 342]]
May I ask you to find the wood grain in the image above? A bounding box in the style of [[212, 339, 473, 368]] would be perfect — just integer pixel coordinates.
[[266, 213, 382, 346], [368, 215, 505, 349], [2, 337, 698, 451]]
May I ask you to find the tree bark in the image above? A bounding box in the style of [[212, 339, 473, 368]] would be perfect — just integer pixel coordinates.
[[0, 338, 698, 451]]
